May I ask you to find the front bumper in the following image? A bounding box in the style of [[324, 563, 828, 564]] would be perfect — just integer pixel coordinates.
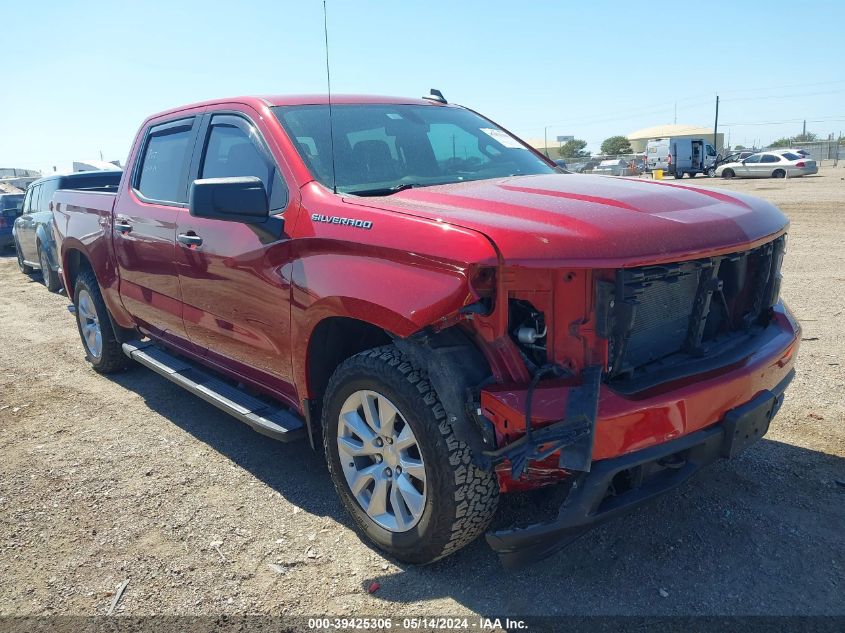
[[486, 369, 794, 568]]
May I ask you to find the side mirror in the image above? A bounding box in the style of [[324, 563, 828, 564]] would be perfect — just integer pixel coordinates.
[[189, 177, 269, 224], [741, 160, 747, 165]]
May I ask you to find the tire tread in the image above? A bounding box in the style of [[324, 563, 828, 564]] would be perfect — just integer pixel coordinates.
[[322, 344, 499, 563]]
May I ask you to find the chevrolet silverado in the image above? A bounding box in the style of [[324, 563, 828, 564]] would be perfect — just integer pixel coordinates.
[[52, 93, 799, 567]]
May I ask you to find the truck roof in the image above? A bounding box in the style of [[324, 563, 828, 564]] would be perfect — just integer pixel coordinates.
[[146, 94, 447, 122]]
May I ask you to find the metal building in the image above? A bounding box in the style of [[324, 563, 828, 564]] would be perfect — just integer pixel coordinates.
[[627, 124, 724, 153]]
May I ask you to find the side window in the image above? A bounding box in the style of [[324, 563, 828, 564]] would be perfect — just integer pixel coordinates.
[[136, 120, 195, 203], [200, 121, 287, 212], [760, 154, 780, 163], [22, 187, 33, 214], [744, 154, 762, 164]]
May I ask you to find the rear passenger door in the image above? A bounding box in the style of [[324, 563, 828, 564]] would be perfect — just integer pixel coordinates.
[[759, 154, 781, 177], [175, 109, 298, 401], [114, 114, 202, 348]]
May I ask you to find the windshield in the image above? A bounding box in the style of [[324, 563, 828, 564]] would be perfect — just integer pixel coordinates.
[[273, 104, 555, 195], [1, 195, 24, 212]]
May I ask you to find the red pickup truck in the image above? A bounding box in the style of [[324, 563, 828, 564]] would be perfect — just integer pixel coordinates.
[[52, 93, 799, 567]]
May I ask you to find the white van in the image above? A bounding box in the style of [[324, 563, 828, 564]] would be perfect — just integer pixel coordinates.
[[646, 137, 718, 178]]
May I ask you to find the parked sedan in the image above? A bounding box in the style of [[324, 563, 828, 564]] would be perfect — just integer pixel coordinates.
[[13, 170, 122, 291], [716, 152, 818, 179], [0, 193, 25, 249]]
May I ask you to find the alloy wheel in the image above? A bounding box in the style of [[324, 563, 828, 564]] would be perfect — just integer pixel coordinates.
[[336, 389, 427, 532], [77, 289, 103, 359]]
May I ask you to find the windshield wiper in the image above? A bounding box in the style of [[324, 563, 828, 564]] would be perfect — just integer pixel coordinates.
[[347, 183, 420, 197]]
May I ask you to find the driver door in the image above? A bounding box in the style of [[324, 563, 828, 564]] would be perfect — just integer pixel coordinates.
[[738, 153, 761, 177]]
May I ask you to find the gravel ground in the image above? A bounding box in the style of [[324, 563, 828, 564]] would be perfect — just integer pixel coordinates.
[[0, 167, 843, 619]]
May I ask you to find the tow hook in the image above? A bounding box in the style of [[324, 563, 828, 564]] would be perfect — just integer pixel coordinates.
[[658, 454, 687, 470]]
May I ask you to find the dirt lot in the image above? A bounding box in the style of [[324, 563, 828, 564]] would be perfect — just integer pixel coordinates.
[[1, 167, 843, 619]]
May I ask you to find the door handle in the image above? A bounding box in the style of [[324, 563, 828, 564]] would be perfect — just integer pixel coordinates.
[[114, 221, 132, 234], [177, 233, 203, 247]]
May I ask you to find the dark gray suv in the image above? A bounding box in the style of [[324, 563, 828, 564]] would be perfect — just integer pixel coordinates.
[[14, 171, 121, 291]]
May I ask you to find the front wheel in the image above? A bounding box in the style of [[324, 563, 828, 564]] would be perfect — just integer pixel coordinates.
[[15, 239, 33, 274], [673, 170, 684, 179], [73, 269, 128, 373], [38, 244, 62, 292], [706, 168, 716, 177], [722, 169, 735, 179], [323, 345, 499, 564]]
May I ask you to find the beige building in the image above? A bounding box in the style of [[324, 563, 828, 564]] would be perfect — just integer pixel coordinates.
[[627, 124, 724, 153]]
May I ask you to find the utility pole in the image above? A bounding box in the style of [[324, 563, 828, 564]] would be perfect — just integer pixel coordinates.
[[802, 119, 807, 139], [544, 126, 550, 158], [713, 95, 719, 151]]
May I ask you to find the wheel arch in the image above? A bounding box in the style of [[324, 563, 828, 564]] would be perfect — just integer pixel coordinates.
[[34, 224, 56, 268], [301, 311, 495, 463], [63, 245, 136, 342]]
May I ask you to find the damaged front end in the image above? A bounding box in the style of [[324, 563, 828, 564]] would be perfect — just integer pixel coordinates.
[[461, 235, 797, 567]]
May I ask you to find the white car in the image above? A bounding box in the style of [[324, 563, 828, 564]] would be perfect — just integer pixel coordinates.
[[716, 151, 818, 179]]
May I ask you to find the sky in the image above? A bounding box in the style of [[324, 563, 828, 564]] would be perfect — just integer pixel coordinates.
[[1, 0, 843, 172]]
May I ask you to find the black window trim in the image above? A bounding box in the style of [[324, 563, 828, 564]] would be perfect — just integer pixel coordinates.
[[187, 110, 289, 214], [132, 116, 198, 207]]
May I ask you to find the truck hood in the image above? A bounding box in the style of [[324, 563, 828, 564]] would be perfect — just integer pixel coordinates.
[[344, 174, 788, 266]]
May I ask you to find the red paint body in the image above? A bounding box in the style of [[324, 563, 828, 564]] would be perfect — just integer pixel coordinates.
[[52, 95, 800, 493]]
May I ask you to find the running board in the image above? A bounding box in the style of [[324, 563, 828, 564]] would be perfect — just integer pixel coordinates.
[[122, 341, 305, 442]]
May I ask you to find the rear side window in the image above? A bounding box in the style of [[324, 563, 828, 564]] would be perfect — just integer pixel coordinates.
[[136, 120, 195, 203], [200, 120, 287, 212], [38, 179, 60, 212]]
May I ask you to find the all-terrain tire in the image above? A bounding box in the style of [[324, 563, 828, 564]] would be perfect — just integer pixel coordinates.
[[322, 345, 499, 564], [15, 239, 33, 274], [73, 268, 128, 374], [38, 243, 62, 292]]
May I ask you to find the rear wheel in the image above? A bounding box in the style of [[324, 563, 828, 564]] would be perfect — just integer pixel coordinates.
[[773, 169, 786, 179], [722, 169, 735, 179], [688, 172, 697, 178], [38, 243, 62, 292], [673, 170, 684, 179], [323, 345, 499, 564], [73, 269, 128, 373], [15, 239, 33, 274]]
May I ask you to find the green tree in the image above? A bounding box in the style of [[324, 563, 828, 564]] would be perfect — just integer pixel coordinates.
[[771, 131, 817, 148], [600, 135, 632, 155], [559, 139, 588, 158], [734, 144, 746, 150]]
